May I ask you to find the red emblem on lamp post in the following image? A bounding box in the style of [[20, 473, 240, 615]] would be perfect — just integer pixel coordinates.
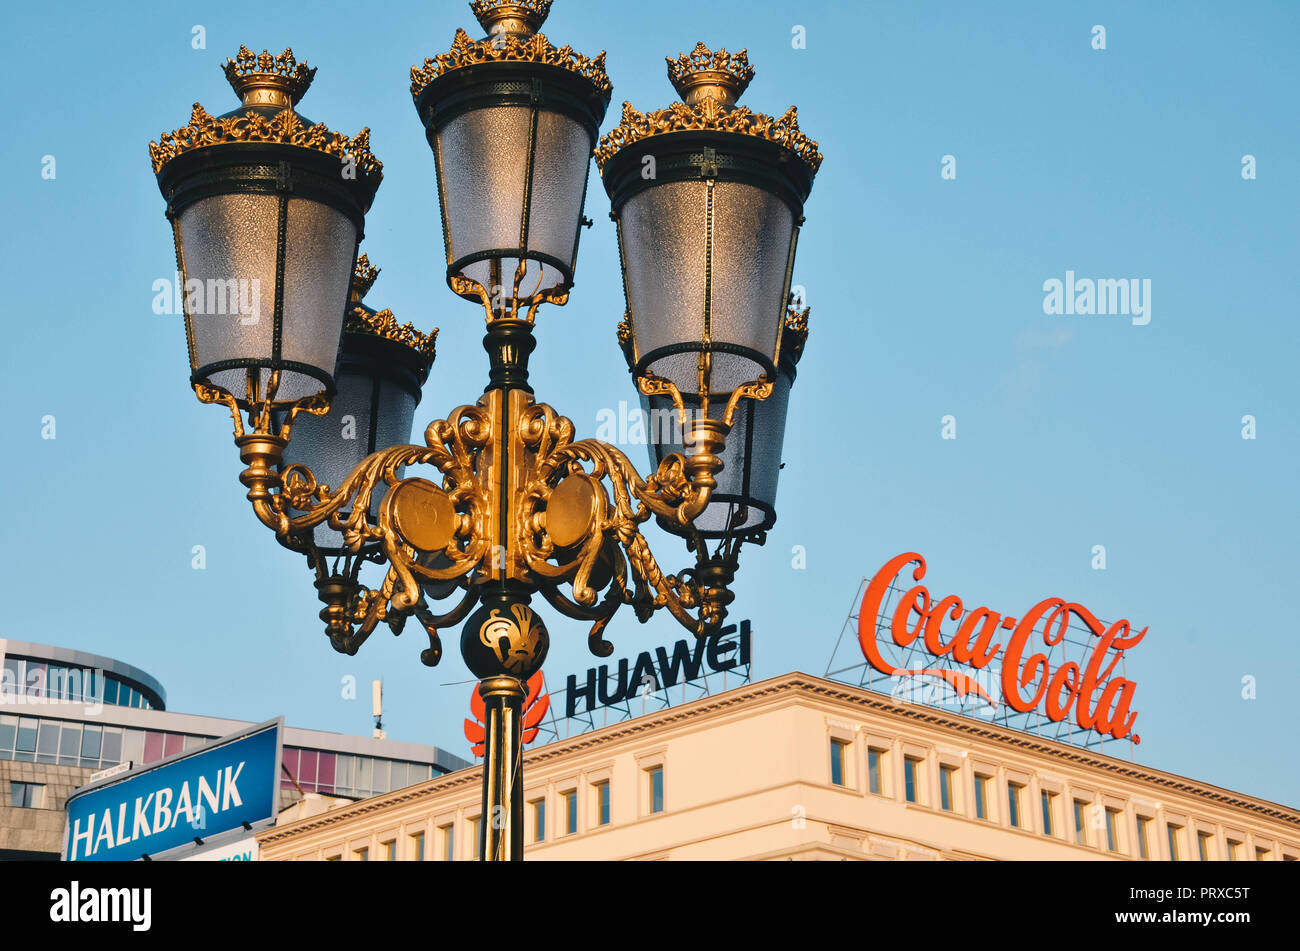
[[464, 671, 550, 757]]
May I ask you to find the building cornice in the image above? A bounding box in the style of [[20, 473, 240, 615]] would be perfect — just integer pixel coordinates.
[[258, 671, 1300, 844]]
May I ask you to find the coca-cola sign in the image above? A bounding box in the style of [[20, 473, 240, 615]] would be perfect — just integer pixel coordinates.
[[858, 552, 1147, 744]]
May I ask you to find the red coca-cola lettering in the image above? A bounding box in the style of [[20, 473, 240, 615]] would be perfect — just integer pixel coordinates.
[[857, 552, 1146, 743]]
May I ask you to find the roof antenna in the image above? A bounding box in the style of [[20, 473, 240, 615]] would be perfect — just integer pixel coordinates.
[[372, 679, 386, 740]]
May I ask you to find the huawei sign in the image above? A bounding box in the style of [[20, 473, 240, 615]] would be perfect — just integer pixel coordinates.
[[858, 552, 1147, 744], [464, 672, 550, 757]]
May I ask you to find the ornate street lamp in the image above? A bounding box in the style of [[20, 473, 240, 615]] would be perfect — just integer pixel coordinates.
[[146, 2, 821, 861]]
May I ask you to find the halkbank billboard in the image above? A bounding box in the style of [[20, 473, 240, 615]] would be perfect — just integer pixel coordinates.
[[63, 719, 281, 861]]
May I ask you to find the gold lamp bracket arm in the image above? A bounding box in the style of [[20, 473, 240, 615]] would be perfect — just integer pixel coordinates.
[[722, 375, 775, 428], [635, 372, 688, 429]]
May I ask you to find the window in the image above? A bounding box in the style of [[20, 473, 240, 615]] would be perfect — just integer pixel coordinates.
[[531, 798, 546, 842], [867, 749, 883, 796], [829, 739, 846, 787], [440, 823, 454, 861], [594, 781, 611, 826], [382, 839, 396, 861], [647, 766, 664, 814], [1167, 824, 1182, 861], [10, 781, 43, 808], [1255, 846, 1269, 861], [1073, 800, 1088, 846], [903, 757, 921, 804], [1136, 816, 1151, 859], [1041, 791, 1056, 836], [939, 766, 955, 812], [1226, 839, 1241, 862], [1105, 808, 1121, 853], [470, 817, 482, 860], [353, 846, 369, 862], [1197, 831, 1213, 861], [325, 854, 341, 862], [563, 789, 578, 835], [410, 831, 425, 861], [1007, 783, 1023, 828], [36, 722, 59, 763], [974, 774, 990, 820]]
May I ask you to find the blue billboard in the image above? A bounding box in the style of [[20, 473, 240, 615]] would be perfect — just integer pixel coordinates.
[[64, 719, 281, 861]]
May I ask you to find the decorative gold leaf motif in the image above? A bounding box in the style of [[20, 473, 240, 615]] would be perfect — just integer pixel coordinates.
[[345, 306, 439, 360], [410, 28, 611, 99], [595, 99, 822, 173], [352, 254, 380, 300], [148, 103, 383, 177]]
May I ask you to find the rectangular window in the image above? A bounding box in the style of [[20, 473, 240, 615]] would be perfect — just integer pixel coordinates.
[[1136, 816, 1151, 859], [563, 790, 578, 835], [440, 824, 454, 861], [1041, 791, 1056, 836], [471, 817, 482, 860], [1226, 839, 1241, 862], [867, 749, 883, 796], [1197, 831, 1212, 861], [1167, 824, 1182, 861], [974, 774, 989, 819], [121, 729, 144, 766], [939, 765, 955, 812], [1007, 783, 1023, 828], [99, 727, 122, 767], [830, 739, 846, 786], [80, 724, 102, 763], [0, 714, 15, 753], [10, 781, 43, 808], [531, 798, 546, 842], [36, 722, 59, 764], [1074, 800, 1088, 846], [1105, 808, 1121, 853], [16, 717, 37, 754], [410, 832, 425, 861], [353, 847, 368, 862], [595, 781, 610, 827], [382, 840, 396, 861], [648, 766, 664, 814], [903, 757, 920, 804]]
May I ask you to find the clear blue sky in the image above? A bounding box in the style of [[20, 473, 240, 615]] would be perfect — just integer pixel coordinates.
[[1, 1, 1296, 806]]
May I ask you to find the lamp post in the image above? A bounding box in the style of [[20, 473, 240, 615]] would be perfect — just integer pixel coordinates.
[[147, 1, 820, 861]]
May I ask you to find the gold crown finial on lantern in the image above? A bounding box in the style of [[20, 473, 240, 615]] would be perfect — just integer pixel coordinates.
[[150, 47, 382, 179], [667, 43, 754, 108], [470, 0, 552, 38], [223, 46, 317, 108], [351, 254, 380, 302]]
